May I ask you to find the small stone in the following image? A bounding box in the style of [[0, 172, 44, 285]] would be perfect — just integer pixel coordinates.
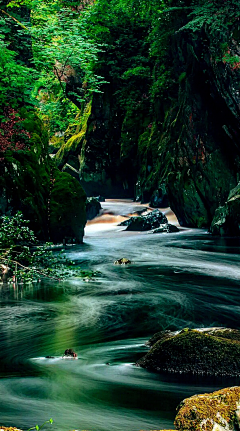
[[114, 258, 132, 265]]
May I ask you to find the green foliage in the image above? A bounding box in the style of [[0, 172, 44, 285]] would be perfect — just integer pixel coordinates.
[[27, 418, 53, 431], [0, 36, 36, 116], [0, 212, 95, 283], [0, 0, 105, 134]]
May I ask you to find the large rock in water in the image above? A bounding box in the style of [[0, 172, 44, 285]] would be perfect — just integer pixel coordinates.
[[210, 183, 240, 236], [137, 328, 240, 376], [119, 209, 168, 231], [175, 387, 240, 431]]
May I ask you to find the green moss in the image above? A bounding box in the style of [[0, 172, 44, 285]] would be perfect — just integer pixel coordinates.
[[175, 387, 240, 431], [49, 135, 65, 149], [55, 99, 92, 167]]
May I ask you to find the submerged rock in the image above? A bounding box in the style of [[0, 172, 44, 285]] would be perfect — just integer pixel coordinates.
[[114, 258, 131, 265], [210, 183, 240, 236], [137, 328, 240, 376], [119, 209, 168, 231], [175, 386, 240, 431]]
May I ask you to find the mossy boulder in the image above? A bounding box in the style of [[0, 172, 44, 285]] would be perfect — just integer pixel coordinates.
[[137, 328, 240, 376], [210, 183, 240, 236], [175, 387, 240, 431], [49, 170, 86, 243]]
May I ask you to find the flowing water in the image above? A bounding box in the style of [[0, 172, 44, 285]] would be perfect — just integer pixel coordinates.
[[1, 200, 240, 431]]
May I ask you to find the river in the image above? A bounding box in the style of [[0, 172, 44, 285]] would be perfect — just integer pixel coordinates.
[[0, 200, 240, 431]]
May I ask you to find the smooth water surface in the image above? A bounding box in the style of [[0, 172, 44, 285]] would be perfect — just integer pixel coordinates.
[[1, 200, 240, 431]]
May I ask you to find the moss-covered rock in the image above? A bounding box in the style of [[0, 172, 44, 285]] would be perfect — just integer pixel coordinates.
[[55, 99, 92, 168], [210, 183, 240, 236], [175, 387, 240, 431], [137, 328, 240, 376]]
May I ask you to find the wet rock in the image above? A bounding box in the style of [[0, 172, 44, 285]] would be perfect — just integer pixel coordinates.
[[152, 223, 179, 233], [119, 209, 168, 231], [114, 258, 132, 265], [86, 197, 102, 220], [210, 183, 240, 236], [175, 386, 240, 431], [137, 328, 240, 376], [63, 349, 77, 358]]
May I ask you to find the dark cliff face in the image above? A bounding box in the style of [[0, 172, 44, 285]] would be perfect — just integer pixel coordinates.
[[152, 28, 240, 227]]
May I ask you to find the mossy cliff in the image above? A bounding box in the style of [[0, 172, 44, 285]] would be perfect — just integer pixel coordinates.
[[137, 328, 240, 376], [0, 110, 86, 242]]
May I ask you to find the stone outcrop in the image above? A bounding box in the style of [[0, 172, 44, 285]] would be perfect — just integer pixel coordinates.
[[210, 183, 240, 236], [137, 328, 240, 376]]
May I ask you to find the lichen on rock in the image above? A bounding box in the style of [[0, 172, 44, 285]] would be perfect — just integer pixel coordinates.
[[175, 387, 240, 431]]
